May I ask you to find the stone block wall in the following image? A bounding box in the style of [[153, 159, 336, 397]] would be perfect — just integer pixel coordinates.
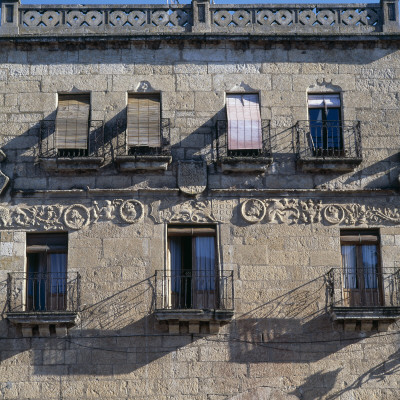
[[0, 18, 400, 400]]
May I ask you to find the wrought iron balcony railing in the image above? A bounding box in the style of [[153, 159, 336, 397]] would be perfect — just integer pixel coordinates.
[[155, 270, 234, 311], [216, 120, 272, 160], [327, 268, 400, 309], [296, 120, 362, 160], [39, 120, 105, 159], [7, 272, 81, 313], [115, 118, 171, 158]]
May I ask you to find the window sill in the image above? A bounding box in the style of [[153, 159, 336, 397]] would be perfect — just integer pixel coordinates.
[[155, 309, 234, 334], [298, 157, 362, 173], [39, 157, 104, 172], [115, 155, 172, 172], [220, 156, 273, 173], [6, 311, 79, 337]]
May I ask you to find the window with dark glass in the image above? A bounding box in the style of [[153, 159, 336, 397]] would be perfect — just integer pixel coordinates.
[[127, 94, 161, 155], [226, 94, 261, 154], [56, 94, 90, 157], [308, 94, 342, 156], [168, 226, 217, 309], [341, 231, 381, 307], [26, 233, 68, 312]]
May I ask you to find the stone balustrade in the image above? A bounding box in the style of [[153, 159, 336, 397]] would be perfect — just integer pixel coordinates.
[[0, 0, 399, 36]]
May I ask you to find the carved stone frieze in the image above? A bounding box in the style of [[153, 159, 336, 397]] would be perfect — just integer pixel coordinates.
[[150, 199, 216, 223], [240, 199, 400, 226], [0, 199, 144, 230], [178, 161, 207, 195]]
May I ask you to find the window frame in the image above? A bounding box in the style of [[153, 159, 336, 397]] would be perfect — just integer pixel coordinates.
[[225, 92, 262, 154], [26, 233, 68, 312], [166, 225, 219, 310], [127, 92, 162, 154], [307, 93, 343, 156], [55, 93, 91, 157], [340, 230, 383, 307]]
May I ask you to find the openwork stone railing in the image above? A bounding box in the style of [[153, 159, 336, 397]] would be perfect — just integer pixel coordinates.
[[0, 0, 399, 35]]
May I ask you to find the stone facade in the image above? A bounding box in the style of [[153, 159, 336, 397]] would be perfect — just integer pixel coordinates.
[[1, 0, 400, 399]]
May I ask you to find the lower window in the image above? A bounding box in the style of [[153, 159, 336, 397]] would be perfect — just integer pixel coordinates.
[[26, 233, 68, 312], [168, 225, 217, 309], [341, 231, 381, 307]]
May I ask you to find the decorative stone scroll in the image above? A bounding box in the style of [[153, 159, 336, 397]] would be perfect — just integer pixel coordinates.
[[240, 199, 400, 226], [0, 199, 144, 230], [0, 149, 9, 196]]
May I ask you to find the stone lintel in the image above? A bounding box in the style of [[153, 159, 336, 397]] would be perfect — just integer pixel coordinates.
[[6, 311, 79, 327], [331, 306, 400, 322]]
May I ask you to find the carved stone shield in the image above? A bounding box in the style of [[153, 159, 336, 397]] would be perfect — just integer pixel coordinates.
[[178, 161, 207, 195]]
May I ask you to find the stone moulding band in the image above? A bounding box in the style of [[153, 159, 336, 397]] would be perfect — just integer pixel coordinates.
[[1, 1, 396, 36], [0, 198, 400, 230]]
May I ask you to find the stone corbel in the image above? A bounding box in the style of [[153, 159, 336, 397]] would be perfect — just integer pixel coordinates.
[[0, 149, 10, 196]]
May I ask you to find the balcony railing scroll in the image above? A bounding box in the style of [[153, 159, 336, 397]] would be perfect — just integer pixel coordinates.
[[327, 268, 400, 309], [7, 272, 81, 313], [1, 1, 398, 35], [39, 120, 105, 159], [155, 270, 234, 311], [216, 119, 272, 160], [116, 118, 171, 157], [296, 120, 362, 160]]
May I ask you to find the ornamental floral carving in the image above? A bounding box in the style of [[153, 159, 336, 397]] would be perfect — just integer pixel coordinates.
[[0, 199, 144, 230], [240, 199, 400, 226]]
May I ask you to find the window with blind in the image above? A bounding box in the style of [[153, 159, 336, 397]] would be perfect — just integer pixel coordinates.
[[340, 231, 382, 307], [127, 94, 161, 151], [56, 94, 90, 156], [226, 94, 262, 151], [308, 93, 342, 155], [26, 233, 68, 312], [168, 225, 217, 310]]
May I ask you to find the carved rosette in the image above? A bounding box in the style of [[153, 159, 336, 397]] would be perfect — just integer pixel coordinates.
[[64, 204, 90, 230], [119, 200, 144, 223]]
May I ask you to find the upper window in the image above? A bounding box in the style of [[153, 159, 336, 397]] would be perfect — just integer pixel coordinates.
[[226, 94, 261, 152], [168, 225, 217, 310], [308, 94, 342, 156], [127, 94, 161, 154], [26, 233, 68, 312], [56, 94, 90, 157], [341, 231, 381, 307]]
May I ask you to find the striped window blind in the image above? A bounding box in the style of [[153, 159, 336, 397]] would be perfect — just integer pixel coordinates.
[[226, 94, 262, 150], [56, 94, 90, 150], [127, 94, 161, 147]]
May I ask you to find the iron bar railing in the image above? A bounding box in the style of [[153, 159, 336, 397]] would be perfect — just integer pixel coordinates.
[[155, 270, 234, 311], [216, 119, 271, 160], [39, 120, 105, 158], [296, 120, 362, 160], [7, 272, 81, 313], [327, 268, 400, 308], [116, 118, 171, 157]]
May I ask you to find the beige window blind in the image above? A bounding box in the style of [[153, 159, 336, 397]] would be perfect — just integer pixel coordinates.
[[56, 94, 90, 150], [226, 94, 261, 150], [127, 95, 161, 147]]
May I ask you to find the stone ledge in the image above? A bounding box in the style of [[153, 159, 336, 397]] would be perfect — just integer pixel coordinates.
[[155, 309, 234, 322], [330, 306, 400, 321], [6, 311, 79, 326], [298, 157, 362, 173], [39, 157, 104, 172], [220, 157, 273, 173], [115, 155, 172, 172]]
